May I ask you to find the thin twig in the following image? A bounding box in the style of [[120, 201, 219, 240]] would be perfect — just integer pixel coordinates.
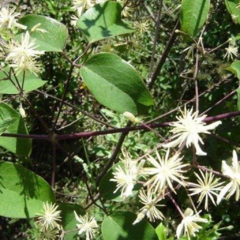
[[143, 3, 157, 23], [212, 133, 240, 148], [148, 0, 163, 79], [24, 97, 50, 133], [2, 110, 240, 140], [73, 44, 91, 64], [35, 90, 115, 128], [96, 121, 132, 185], [194, 50, 199, 111], [53, 65, 74, 130], [196, 164, 227, 178], [84, 193, 101, 210], [85, 181, 108, 215], [167, 193, 184, 218], [201, 89, 236, 115], [148, 18, 180, 89], [207, 39, 229, 54], [146, 78, 231, 124], [51, 142, 56, 188]]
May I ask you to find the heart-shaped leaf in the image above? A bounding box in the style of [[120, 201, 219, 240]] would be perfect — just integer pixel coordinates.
[[77, 1, 134, 43], [0, 162, 55, 218], [80, 53, 154, 115], [19, 14, 68, 51]]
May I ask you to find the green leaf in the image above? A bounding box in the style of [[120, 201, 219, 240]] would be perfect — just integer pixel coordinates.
[[77, 1, 134, 43], [0, 162, 55, 218], [59, 203, 85, 240], [0, 103, 32, 156], [80, 53, 154, 115], [181, 0, 210, 37], [0, 68, 47, 94], [155, 223, 167, 240], [19, 14, 68, 52], [102, 211, 158, 240], [225, 0, 240, 24], [226, 60, 240, 79]]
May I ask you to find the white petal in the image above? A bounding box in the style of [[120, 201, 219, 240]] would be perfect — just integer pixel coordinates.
[[74, 211, 83, 223], [176, 222, 184, 239], [217, 182, 233, 204], [194, 141, 207, 156], [232, 150, 239, 170], [122, 182, 134, 198], [162, 137, 182, 148], [221, 161, 233, 176], [203, 121, 222, 131]]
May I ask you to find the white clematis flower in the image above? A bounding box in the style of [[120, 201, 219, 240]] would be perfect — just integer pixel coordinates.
[[35, 202, 62, 231], [176, 208, 208, 239], [133, 188, 164, 224], [111, 152, 145, 199], [74, 212, 98, 240], [5, 31, 44, 75], [163, 107, 222, 156], [0, 6, 26, 30], [224, 45, 238, 60], [188, 170, 223, 211], [144, 149, 188, 194]]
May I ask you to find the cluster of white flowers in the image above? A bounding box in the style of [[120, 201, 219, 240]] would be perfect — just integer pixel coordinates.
[[31, 109, 231, 240], [110, 146, 210, 239], [0, 7, 45, 76], [35, 203, 99, 239], [72, 0, 93, 18], [111, 107, 240, 239]]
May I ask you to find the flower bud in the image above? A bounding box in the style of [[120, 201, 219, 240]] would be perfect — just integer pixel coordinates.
[[123, 111, 139, 123], [19, 104, 26, 118]]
